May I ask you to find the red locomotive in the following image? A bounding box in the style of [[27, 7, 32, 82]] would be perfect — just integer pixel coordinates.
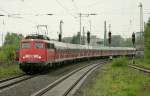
[[19, 34, 135, 73]]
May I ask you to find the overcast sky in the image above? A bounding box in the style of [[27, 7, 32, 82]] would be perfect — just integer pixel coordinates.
[[0, 0, 150, 46]]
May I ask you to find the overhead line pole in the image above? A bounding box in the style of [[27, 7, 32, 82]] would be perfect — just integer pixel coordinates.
[[83, 26, 85, 45], [79, 13, 82, 44], [78, 13, 97, 44], [1, 22, 3, 46], [60, 20, 63, 36], [139, 2, 144, 50], [108, 24, 111, 47], [104, 21, 107, 46], [0, 15, 5, 46], [89, 20, 92, 33], [59, 20, 63, 42]]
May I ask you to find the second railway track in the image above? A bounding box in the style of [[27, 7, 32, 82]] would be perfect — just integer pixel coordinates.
[[32, 61, 106, 96], [0, 74, 34, 90], [0, 74, 25, 83], [128, 64, 150, 73]]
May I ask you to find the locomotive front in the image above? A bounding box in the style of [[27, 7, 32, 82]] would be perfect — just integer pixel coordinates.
[[19, 39, 48, 73]]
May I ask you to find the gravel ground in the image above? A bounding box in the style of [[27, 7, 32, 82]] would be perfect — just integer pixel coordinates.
[[0, 60, 99, 96]]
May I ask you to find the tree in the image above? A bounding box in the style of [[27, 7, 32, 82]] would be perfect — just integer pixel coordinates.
[[62, 37, 72, 43], [111, 35, 124, 47], [0, 32, 23, 64], [71, 32, 80, 44], [1, 45, 16, 62], [4, 32, 23, 47], [123, 38, 133, 47], [144, 19, 150, 63]]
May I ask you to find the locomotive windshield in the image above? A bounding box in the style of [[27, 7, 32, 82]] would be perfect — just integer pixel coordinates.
[[35, 43, 44, 48], [21, 43, 30, 48]]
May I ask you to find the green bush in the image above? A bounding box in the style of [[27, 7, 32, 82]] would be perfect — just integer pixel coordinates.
[[111, 57, 129, 67], [0, 45, 17, 64]]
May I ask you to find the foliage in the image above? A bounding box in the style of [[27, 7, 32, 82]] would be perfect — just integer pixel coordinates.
[[136, 35, 144, 47], [4, 32, 23, 47], [106, 35, 133, 47], [144, 19, 150, 63], [111, 35, 124, 47], [111, 57, 128, 67], [0, 32, 23, 63], [71, 32, 80, 44], [123, 38, 133, 47], [0, 45, 17, 62], [62, 37, 72, 43], [81, 63, 150, 96]]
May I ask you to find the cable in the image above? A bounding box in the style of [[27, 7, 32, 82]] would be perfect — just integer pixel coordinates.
[[0, 8, 13, 16], [20, 0, 39, 15], [55, 0, 77, 19], [80, 0, 102, 10], [71, 0, 79, 12], [0, 9, 8, 14]]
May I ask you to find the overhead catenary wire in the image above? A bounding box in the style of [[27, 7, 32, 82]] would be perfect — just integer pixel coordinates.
[[71, 0, 79, 12], [0, 9, 9, 14], [79, 0, 102, 10], [55, 0, 77, 19], [20, 0, 39, 15]]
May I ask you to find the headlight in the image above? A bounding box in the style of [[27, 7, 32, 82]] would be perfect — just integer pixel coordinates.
[[22, 54, 42, 59], [22, 55, 30, 59], [33, 55, 42, 59]]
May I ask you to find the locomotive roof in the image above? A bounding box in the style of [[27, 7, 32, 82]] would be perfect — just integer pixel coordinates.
[[25, 34, 50, 40], [21, 39, 46, 42]]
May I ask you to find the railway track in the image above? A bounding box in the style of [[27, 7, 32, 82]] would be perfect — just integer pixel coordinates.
[[32, 61, 106, 96], [0, 74, 34, 90], [128, 64, 150, 73], [0, 74, 25, 83]]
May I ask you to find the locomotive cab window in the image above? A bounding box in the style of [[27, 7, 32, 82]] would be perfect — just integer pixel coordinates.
[[21, 43, 30, 48], [35, 43, 44, 48]]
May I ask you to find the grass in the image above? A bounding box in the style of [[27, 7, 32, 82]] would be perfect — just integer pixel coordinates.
[[0, 64, 23, 79], [81, 57, 150, 96], [134, 58, 150, 68], [111, 57, 128, 67]]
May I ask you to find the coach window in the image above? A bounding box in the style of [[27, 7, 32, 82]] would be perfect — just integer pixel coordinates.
[[22, 43, 30, 48], [35, 43, 43, 48], [46, 43, 50, 49], [50, 44, 54, 49], [46, 43, 54, 49]]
